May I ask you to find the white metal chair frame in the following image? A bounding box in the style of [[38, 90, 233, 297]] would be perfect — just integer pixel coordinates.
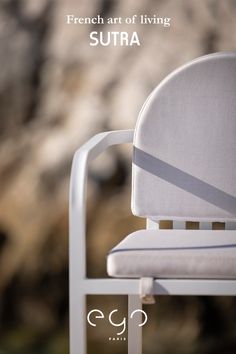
[[69, 129, 236, 354]]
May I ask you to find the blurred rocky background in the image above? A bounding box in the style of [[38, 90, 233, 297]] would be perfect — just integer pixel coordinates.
[[0, 0, 236, 353]]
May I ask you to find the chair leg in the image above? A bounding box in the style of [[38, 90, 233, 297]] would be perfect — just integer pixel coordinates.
[[128, 295, 142, 354], [70, 292, 87, 354]]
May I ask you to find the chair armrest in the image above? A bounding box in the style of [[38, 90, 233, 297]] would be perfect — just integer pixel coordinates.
[[69, 130, 134, 279]]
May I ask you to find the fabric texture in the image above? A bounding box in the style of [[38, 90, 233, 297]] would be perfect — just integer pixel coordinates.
[[107, 230, 236, 279], [132, 52, 236, 221]]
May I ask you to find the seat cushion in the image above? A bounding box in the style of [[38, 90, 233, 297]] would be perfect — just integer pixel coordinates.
[[107, 230, 236, 279]]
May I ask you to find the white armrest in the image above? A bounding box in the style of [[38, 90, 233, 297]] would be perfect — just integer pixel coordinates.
[[69, 130, 134, 279]]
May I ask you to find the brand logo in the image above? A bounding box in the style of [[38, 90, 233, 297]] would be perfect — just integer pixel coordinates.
[[87, 308, 148, 341]]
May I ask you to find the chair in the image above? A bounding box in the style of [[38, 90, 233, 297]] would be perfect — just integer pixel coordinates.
[[69, 52, 236, 354]]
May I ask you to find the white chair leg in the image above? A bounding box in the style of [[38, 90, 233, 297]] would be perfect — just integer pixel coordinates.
[[70, 292, 86, 354], [128, 295, 142, 354]]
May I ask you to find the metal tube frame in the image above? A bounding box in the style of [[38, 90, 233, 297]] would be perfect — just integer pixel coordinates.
[[69, 129, 236, 354]]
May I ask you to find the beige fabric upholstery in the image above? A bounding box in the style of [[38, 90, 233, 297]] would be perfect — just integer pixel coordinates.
[[132, 52, 236, 221], [107, 230, 236, 279]]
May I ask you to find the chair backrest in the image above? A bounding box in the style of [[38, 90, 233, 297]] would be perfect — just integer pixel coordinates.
[[132, 52, 236, 222]]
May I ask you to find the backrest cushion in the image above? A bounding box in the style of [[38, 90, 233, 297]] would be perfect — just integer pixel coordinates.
[[132, 52, 236, 221]]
